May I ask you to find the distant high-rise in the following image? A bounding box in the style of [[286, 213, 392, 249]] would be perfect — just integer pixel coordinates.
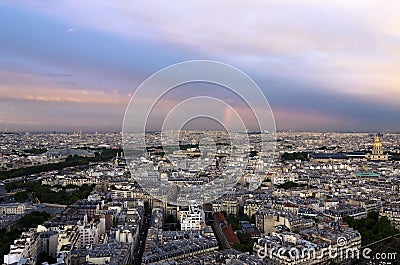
[[366, 135, 388, 161]]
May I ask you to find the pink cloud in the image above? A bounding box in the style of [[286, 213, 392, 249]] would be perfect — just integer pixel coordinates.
[[0, 71, 129, 105]]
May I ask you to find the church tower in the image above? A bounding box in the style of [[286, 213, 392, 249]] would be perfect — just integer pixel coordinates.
[[366, 134, 388, 161]]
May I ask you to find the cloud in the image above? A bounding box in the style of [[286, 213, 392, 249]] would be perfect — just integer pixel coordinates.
[[0, 71, 129, 104], [0, 98, 125, 132], [1, 1, 400, 131], [273, 107, 353, 132], [7, 1, 399, 104]]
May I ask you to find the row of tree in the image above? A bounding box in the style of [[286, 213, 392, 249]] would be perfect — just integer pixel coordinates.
[[0, 148, 122, 180], [344, 211, 399, 246], [7, 181, 94, 205], [280, 152, 310, 161]]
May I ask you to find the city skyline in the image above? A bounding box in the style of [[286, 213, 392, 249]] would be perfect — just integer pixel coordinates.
[[1, 1, 400, 132]]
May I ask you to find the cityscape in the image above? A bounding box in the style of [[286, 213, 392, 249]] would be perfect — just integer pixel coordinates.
[[1, 1, 400, 265], [0, 131, 399, 264]]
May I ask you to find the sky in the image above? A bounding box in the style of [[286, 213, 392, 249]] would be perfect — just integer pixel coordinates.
[[1, 1, 400, 132]]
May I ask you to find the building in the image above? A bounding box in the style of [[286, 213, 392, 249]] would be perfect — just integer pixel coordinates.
[[256, 210, 315, 234], [180, 204, 205, 231], [254, 224, 361, 265], [0, 203, 26, 215], [244, 199, 262, 216], [213, 212, 240, 249], [212, 198, 239, 215], [380, 205, 400, 230], [366, 135, 388, 161], [78, 216, 101, 248], [141, 231, 218, 264], [70, 242, 134, 265], [3, 230, 41, 265], [39, 231, 59, 259]]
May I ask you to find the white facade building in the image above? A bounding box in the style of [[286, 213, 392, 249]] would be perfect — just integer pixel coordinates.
[[180, 205, 205, 231]]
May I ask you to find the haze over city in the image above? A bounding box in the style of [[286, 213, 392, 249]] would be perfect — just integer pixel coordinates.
[[1, 1, 400, 132]]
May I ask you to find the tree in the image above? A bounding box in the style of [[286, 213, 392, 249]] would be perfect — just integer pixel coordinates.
[[14, 191, 28, 202], [280, 152, 309, 161], [344, 211, 399, 246], [165, 214, 175, 223]]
